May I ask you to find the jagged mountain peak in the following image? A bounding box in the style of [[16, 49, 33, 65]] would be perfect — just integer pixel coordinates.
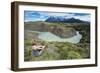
[[45, 16, 88, 23]]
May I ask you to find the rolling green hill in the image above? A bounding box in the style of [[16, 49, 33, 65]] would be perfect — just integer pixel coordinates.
[[24, 21, 90, 61]]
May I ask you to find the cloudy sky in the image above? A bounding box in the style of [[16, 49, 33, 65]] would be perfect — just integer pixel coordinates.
[[24, 10, 90, 22]]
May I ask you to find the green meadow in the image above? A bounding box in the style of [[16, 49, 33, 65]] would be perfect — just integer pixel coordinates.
[[24, 22, 90, 61]]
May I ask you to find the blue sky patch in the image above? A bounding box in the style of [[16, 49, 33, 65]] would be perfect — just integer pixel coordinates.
[[24, 10, 90, 22]]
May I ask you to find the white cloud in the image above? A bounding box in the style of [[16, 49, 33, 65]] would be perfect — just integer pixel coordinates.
[[74, 15, 90, 21], [39, 12, 74, 17], [64, 14, 90, 22], [39, 12, 90, 21], [25, 11, 90, 22]]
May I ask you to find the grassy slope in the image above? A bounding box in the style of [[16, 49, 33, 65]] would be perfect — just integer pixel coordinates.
[[24, 21, 90, 61]]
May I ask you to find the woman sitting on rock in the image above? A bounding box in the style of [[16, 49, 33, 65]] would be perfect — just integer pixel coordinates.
[[31, 39, 46, 56]]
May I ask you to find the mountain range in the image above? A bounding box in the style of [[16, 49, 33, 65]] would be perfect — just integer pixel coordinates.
[[45, 16, 89, 23]]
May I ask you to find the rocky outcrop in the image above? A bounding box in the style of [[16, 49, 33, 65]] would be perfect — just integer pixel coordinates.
[[48, 26, 76, 38]]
